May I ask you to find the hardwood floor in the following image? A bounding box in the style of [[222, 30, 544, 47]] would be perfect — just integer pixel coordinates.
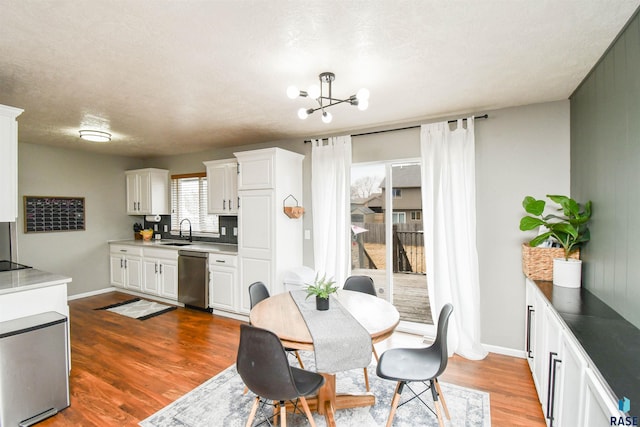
[[41, 291, 545, 426]]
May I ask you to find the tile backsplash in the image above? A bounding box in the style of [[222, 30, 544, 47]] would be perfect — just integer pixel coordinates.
[[143, 215, 238, 245]]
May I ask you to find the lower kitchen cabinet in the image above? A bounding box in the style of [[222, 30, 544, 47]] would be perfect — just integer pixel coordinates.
[[524, 279, 624, 427], [110, 245, 143, 291], [142, 248, 178, 300], [208, 254, 238, 315]]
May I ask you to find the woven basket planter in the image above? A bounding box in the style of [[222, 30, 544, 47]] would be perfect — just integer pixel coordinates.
[[521, 243, 580, 281]]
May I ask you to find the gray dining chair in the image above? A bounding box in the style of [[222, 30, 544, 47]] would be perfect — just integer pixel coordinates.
[[343, 275, 378, 391], [376, 303, 454, 427], [237, 324, 324, 427]]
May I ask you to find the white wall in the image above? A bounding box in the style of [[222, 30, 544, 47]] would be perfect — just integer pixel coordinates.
[[476, 100, 570, 349], [17, 143, 142, 296]]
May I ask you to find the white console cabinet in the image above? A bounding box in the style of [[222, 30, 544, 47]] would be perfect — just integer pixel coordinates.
[[524, 279, 624, 426], [203, 159, 238, 214], [0, 104, 24, 222], [234, 148, 303, 311], [125, 168, 169, 215]]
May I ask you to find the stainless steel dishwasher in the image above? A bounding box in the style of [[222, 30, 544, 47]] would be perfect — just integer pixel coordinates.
[[178, 250, 209, 310]]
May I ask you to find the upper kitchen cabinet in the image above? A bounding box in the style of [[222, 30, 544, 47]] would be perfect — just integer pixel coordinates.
[[125, 168, 169, 215], [0, 104, 24, 222], [235, 148, 278, 190], [203, 159, 238, 215]]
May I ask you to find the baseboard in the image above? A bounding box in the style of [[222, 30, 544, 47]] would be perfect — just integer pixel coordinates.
[[483, 343, 526, 359], [67, 287, 116, 300], [116, 289, 184, 307], [212, 309, 249, 322]]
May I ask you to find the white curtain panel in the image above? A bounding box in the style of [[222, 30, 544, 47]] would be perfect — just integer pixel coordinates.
[[420, 118, 487, 360], [311, 136, 352, 287]]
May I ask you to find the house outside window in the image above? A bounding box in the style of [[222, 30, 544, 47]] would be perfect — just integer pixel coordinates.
[[392, 188, 402, 198], [170, 173, 219, 236], [392, 212, 406, 224], [411, 211, 421, 221]]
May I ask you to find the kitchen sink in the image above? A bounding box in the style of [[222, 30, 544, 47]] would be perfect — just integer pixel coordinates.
[[160, 242, 192, 247]]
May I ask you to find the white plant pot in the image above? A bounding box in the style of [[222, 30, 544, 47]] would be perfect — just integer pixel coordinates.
[[553, 258, 582, 288]]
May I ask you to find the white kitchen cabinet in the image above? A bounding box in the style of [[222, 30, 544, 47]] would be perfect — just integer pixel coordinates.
[[203, 159, 238, 214], [142, 248, 178, 300], [125, 168, 169, 215], [208, 253, 237, 314], [525, 279, 624, 427], [109, 245, 143, 291], [235, 148, 303, 301], [0, 104, 24, 222]]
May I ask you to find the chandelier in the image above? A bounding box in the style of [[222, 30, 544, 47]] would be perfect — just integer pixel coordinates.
[[287, 72, 369, 123]]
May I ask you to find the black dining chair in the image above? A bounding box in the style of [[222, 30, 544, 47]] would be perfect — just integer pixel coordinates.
[[248, 281, 305, 369], [343, 275, 377, 296], [376, 303, 454, 427], [237, 324, 324, 427], [343, 275, 378, 391]]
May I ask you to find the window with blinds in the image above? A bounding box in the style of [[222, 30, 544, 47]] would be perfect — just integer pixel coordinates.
[[170, 174, 219, 235]]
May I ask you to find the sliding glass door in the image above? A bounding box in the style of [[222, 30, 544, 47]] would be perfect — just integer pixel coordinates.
[[350, 160, 433, 333]]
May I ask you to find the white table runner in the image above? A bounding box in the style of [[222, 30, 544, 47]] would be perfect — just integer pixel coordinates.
[[289, 290, 372, 374]]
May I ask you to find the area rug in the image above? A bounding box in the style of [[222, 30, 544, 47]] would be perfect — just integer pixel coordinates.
[[95, 298, 177, 320], [140, 352, 490, 427]]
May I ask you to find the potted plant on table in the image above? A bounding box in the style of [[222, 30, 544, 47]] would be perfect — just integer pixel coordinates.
[[305, 273, 338, 311], [520, 194, 592, 288]]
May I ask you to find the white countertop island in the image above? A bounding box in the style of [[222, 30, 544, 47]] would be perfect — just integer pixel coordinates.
[[0, 268, 72, 296], [0, 268, 72, 370]]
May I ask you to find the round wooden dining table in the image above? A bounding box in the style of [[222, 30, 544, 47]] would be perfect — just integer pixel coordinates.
[[249, 288, 400, 427]]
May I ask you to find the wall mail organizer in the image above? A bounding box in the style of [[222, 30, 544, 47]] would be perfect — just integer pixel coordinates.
[[283, 194, 304, 219], [24, 196, 85, 233]]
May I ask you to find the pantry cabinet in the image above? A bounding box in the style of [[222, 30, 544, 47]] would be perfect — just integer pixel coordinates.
[[234, 148, 303, 303], [0, 104, 24, 222], [203, 159, 238, 214], [125, 168, 169, 215]]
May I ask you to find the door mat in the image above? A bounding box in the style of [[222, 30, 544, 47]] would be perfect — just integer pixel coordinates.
[[95, 298, 177, 320], [140, 352, 491, 427]]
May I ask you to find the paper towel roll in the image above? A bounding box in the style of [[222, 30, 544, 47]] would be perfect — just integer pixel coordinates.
[[145, 215, 162, 222]]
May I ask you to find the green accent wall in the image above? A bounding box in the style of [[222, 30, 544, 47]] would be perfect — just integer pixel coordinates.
[[570, 9, 640, 328]]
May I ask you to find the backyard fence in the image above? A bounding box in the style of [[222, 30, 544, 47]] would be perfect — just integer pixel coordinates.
[[351, 222, 426, 274]]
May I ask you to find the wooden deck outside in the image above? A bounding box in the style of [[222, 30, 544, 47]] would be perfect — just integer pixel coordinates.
[[351, 268, 433, 325]]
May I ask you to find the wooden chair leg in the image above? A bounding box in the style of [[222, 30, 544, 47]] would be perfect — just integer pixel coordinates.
[[385, 381, 404, 427], [434, 379, 450, 420], [363, 367, 370, 392], [373, 346, 379, 362], [273, 402, 280, 426], [294, 350, 305, 369], [434, 397, 445, 427], [245, 397, 260, 427], [299, 396, 317, 427], [280, 402, 287, 427], [243, 385, 248, 395]]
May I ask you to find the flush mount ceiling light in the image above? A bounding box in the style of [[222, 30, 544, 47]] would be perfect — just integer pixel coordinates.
[[287, 72, 369, 123], [79, 129, 111, 142]]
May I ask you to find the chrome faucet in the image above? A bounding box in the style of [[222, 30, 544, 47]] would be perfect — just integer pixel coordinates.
[[179, 218, 192, 242]]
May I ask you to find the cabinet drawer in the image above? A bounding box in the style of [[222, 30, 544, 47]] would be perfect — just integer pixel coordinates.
[[109, 244, 143, 257], [209, 254, 237, 267], [143, 247, 179, 260]]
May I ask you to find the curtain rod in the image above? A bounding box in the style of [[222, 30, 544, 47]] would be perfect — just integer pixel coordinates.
[[303, 113, 488, 143]]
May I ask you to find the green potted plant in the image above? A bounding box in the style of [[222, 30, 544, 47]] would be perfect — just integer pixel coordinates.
[[520, 194, 592, 287], [305, 273, 338, 311]]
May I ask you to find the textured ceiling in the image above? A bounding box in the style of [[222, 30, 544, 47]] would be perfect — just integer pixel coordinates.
[[1, 1, 638, 158]]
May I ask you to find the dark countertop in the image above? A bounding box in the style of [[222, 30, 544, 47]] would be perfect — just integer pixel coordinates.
[[533, 280, 639, 417]]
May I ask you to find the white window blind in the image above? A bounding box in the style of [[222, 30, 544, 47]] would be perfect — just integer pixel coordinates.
[[170, 174, 219, 235]]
